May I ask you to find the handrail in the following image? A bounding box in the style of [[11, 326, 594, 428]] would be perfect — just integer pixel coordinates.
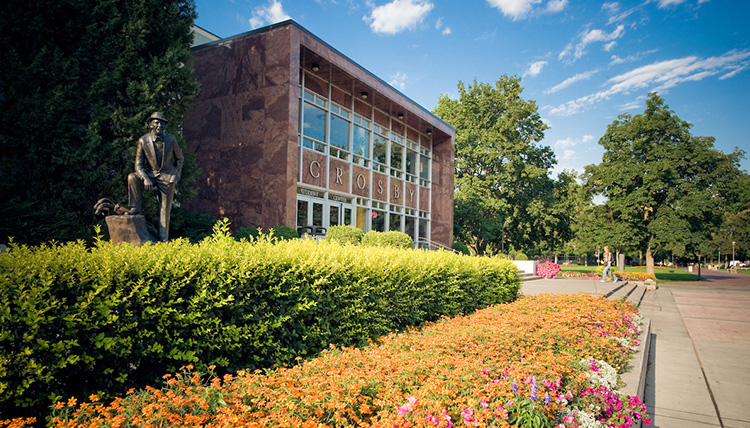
[[415, 238, 455, 252]]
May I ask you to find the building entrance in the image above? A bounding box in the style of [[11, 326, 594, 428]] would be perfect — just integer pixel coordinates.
[[296, 190, 355, 237]]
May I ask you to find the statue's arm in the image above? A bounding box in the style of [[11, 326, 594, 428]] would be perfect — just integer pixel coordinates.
[[135, 138, 154, 189]]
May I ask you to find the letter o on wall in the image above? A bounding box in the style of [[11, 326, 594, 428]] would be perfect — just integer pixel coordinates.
[[357, 174, 366, 189]]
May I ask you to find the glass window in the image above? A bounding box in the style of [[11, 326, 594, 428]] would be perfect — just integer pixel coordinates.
[[297, 200, 309, 227], [373, 133, 387, 168], [389, 213, 402, 232], [330, 114, 349, 151], [353, 125, 369, 158], [372, 210, 385, 232], [405, 216, 416, 240], [303, 102, 326, 144], [406, 149, 418, 176], [420, 154, 430, 182], [419, 218, 429, 239], [330, 205, 340, 227], [390, 143, 403, 177], [312, 202, 323, 227]]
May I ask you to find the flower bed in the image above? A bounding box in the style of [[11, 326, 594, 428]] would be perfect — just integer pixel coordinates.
[[45, 294, 650, 428], [559, 270, 657, 282]]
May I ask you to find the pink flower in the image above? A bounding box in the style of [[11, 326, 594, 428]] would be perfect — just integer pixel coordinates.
[[425, 414, 440, 426], [441, 409, 454, 428], [461, 408, 477, 426], [633, 339, 640, 346], [396, 397, 417, 417]]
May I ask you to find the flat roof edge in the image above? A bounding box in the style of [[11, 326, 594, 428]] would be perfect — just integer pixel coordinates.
[[191, 19, 454, 135]]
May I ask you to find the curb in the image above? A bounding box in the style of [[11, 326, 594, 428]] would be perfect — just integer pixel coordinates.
[[619, 317, 652, 427]]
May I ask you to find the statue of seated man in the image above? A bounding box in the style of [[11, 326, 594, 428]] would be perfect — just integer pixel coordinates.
[[127, 111, 183, 242]]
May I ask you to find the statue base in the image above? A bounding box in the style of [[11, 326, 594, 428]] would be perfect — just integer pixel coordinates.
[[105, 215, 159, 246]]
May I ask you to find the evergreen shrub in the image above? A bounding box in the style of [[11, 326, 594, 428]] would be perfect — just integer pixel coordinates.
[[0, 221, 520, 420], [361, 230, 414, 249], [452, 242, 471, 255], [325, 225, 364, 245]]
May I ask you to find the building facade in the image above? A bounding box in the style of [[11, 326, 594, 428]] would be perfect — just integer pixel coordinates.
[[184, 20, 455, 248]]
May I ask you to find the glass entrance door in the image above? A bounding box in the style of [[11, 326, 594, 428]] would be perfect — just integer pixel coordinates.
[[329, 203, 354, 227]]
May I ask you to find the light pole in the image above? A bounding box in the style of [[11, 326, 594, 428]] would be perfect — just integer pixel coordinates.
[[733, 241, 736, 266]]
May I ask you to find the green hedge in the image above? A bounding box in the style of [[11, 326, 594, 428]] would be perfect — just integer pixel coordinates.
[[0, 223, 520, 420]]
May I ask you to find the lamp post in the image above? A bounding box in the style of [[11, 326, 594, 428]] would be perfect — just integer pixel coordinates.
[[733, 241, 736, 266]]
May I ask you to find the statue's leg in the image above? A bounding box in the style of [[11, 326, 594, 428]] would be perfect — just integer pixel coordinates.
[[157, 182, 176, 241], [127, 173, 144, 215]]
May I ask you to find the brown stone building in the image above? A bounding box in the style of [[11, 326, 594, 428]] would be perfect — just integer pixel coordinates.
[[184, 20, 455, 248]]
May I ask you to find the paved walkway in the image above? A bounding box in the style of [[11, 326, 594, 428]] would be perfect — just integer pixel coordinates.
[[521, 270, 750, 428]]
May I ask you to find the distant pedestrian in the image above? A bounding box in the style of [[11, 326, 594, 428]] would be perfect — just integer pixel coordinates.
[[601, 246, 618, 283]]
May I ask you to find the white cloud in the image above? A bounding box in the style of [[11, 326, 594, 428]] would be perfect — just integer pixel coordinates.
[[562, 149, 576, 160], [364, 0, 434, 34], [248, 0, 291, 29], [525, 60, 548, 77], [436, 17, 452, 35], [604, 41, 617, 52], [546, 0, 568, 13], [547, 49, 750, 116], [545, 69, 600, 94], [485, 0, 566, 20], [389, 71, 408, 90], [559, 24, 625, 61], [657, 0, 687, 7]]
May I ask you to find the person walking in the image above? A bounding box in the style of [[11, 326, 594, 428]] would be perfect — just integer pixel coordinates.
[[602, 245, 618, 283]]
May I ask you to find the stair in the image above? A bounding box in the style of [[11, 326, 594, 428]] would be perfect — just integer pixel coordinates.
[[604, 281, 650, 307], [518, 269, 541, 282]]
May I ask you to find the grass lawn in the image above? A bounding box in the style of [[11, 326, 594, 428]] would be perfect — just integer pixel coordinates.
[[560, 265, 702, 282]]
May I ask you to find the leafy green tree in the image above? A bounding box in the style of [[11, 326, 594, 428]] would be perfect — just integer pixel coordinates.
[[433, 76, 555, 255], [0, 0, 201, 244], [585, 93, 746, 275]]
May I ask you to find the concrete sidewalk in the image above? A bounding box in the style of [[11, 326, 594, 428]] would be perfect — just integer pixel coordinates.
[[521, 271, 750, 428]]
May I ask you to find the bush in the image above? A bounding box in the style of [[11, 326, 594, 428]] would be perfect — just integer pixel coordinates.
[[361, 230, 414, 249], [268, 226, 299, 241], [170, 207, 219, 243], [452, 241, 471, 255], [0, 223, 520, 421], [325, 225, 364, 245], [235, 226, 299, 242], [513, 252, 529, 260], [234, 226, 261, 241]]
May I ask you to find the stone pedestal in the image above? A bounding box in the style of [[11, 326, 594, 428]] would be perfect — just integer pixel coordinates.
[[105, 215, 158, 246]]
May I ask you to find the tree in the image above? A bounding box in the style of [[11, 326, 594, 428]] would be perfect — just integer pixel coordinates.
[[0, 0, 201, 244], [433, 76, 555, 255], [585, 93, 746, 275]]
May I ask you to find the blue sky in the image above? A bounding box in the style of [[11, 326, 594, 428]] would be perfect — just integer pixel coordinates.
[[195, 0, 750, 177]]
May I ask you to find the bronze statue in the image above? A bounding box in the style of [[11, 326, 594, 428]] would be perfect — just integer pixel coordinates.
[[126, 112, 184, 241]]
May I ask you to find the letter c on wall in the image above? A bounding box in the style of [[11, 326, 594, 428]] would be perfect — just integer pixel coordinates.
[[309, 161, 321, 178]]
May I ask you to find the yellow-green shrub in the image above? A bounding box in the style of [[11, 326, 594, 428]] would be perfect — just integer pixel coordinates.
[[0, 224, 520, 420], [361, 230, 413, 249]]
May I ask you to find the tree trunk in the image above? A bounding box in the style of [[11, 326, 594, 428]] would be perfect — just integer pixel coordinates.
[[646, 246, 655, 276]]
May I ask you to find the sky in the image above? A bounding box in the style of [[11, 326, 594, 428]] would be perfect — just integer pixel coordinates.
[[194, 0, 750, 178]]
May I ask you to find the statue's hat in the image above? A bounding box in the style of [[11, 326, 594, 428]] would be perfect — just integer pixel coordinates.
[[147, 111, 168, 123]]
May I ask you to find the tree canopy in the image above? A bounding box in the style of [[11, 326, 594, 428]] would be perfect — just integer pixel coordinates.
[[584, 93, 746, 274], [0, 0, 201, 244], [433, 76, 568, 256]]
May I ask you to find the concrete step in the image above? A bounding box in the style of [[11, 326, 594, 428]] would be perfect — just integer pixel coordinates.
[[604, 281, 650, 307], [519, 272, 542, 281]]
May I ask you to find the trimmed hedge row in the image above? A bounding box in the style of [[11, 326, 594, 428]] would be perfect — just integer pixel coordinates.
[[0, 223, 520, 420]]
